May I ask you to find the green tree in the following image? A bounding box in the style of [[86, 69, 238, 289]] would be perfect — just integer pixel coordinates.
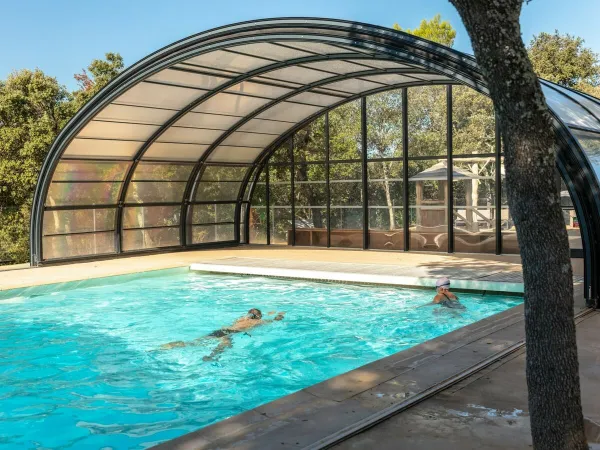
[[528, 31, 600, 97], [0, 53, 124, 264], [0, 70, 72, 263], [72, 52, 124, 109], [393, 14, 457, 47]]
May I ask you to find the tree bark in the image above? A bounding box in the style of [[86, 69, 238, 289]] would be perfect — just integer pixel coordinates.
[[447, 1, 587, 448], [381, 161, 396, 229]]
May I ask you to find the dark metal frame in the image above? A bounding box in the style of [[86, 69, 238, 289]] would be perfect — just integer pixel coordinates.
[[31, 18, 600, 304]]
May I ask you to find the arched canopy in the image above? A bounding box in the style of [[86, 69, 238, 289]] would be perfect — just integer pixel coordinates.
[[31, 18, 600, 303]]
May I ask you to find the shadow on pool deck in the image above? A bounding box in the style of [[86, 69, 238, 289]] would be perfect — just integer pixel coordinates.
[[334, 309, 600, 450]]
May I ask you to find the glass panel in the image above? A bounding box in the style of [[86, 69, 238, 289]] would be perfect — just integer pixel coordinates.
[[192, 224, 235, 243], [453, 86, 495, 155], [368, 161, 403, 250], [264, 66, 331, 84], [132, 163, 193, 181], [175, 112, 240, 129], [294, 160, 327, 247], [52, 161, 130, 181], [232, 42, 313, 60], [240, 203, 247, 244], [95, 104, 176, 125], [269, 142, 292, 164], [302, 60, 367, 74], [408, 85, 447, 157], [249, 207, 267, 244], [367, 90, 402, 159], [283, 41, 354, 55], [122, 227, 180, 251], [114, 82, 204, 109], [289, 91, 342, 107], [360, 60, 415, 70], [122, 206, 181, 229], [330, 163, 363, 248], [125, 182, 187, 203], [201, 166, 248, 181], [43, 231, 115, 260], [269, 165, 292, 245], [187, 50, 271, 72], [323, 78, 382, 94], [144, 143, 209, 161], [195, 182, 241, 201], [193, 93, 270, 116], [157, 127, 224, 145], [222, 132, 276, 148], [329, 100, 362, 160], [78, 121, 159, 141], [547, 83, 600, 123], [256, 102, 322, 123], [453, 159, 496, 253], [408, 159, 448, 251], [63, 138, 141, 159], [147, 68, 228, 90], [225, 81, 292, 98], [207, 146, 263, 163], [541, 84, 600, 131], [561, 180, 583, 251], [43, 209, 116, 235], [46, 182, 121, 207], [571, 129, 600, 180], [295, 116, 326, 162], [238, 118, 295, 135], [192, 203, 236, 224], [362, 74, 419, 85], [249, 171, 267, 244]]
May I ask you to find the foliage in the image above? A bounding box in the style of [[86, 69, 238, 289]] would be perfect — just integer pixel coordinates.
[[73, 53, 124, 110], [393, 14, 456, 47], [528, 31, 600, 96], [0, 54, 124, 263]]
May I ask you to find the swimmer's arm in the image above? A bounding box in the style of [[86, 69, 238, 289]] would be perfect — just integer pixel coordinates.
[[160, 340, 186, 350], [264, 312, 286, 322]]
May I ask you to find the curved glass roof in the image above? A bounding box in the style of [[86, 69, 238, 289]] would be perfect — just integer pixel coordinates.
[[31, 18, 600, 266]]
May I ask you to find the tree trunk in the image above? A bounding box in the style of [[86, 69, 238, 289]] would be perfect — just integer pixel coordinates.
[[448, 1, 586, 448]]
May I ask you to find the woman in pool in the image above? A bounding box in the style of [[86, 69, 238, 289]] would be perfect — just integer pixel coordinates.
[[432, 277, 465, 309], [161, 308, 285, 361]]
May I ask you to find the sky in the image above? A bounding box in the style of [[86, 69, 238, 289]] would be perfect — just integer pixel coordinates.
[[1, 0, 599, 90]]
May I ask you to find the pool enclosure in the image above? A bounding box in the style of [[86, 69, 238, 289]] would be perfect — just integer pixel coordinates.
[[31, 18, 600, 304]]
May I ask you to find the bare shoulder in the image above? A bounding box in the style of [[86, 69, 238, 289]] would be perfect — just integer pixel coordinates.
[[432, 294, 443, 304]]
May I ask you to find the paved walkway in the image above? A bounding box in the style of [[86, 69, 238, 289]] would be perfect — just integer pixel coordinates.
[[334, 310, 600, 450], [0, 247, 529, 292]]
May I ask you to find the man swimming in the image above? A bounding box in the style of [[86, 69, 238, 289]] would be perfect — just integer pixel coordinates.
[[432, 277, 465, 309], [161, 308, 285, 361]]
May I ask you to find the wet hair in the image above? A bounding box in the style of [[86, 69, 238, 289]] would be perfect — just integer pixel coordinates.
[[248, 308, 262, 319]]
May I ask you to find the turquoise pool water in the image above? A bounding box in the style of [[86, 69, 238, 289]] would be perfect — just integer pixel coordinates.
[[0, 271, 522, 449]]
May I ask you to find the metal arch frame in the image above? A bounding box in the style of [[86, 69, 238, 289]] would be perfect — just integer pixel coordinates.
[[243, 81, 600, 305], [29, 18, 600, 306], [32, 19, 488, 264]]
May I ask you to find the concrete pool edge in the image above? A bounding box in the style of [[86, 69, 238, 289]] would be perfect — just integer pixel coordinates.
[[151, 304, 529, 450], [189, 263, 525, 295]]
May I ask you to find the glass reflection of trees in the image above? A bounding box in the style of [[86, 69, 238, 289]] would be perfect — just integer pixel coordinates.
[[249, 83, 582, 255]]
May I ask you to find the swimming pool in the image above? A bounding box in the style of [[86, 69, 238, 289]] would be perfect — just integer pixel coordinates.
[[0, 270, 522, 449]]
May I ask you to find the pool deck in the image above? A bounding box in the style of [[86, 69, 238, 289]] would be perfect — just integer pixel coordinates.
[[0, 246, 583, 294], [0, 247, 592, 449]]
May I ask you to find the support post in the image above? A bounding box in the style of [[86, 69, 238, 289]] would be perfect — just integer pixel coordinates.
[[447, 85, 454, 253], [361, 96, 369, 250], [402, 88, 410, 251]]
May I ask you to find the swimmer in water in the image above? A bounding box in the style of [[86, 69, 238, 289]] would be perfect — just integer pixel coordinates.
[[432, 277, 465, 309], [160, 308, 285, 361]]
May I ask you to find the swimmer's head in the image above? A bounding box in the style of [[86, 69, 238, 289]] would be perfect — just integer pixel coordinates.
[[436, 277, 451, 292], [247, 308, 262, 320]]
